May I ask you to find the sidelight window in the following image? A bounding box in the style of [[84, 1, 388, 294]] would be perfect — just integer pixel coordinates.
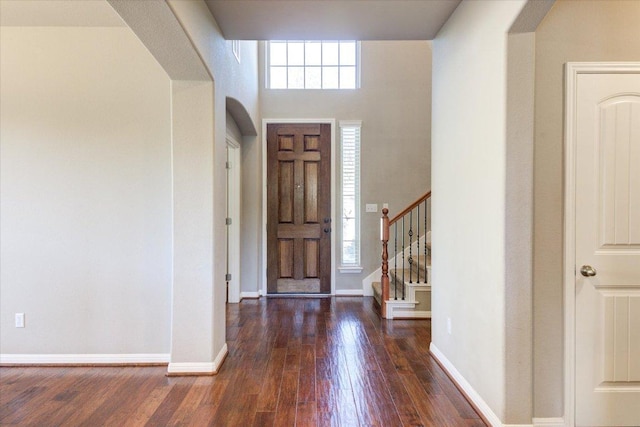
[[267, 41, 359, 89], [340, 121, 362, 271]]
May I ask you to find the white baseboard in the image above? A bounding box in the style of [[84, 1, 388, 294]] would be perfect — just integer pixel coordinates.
[[240, 291, 261, 300], [0, 353, 170, 365], [391, 310, 431, 319], [335, 289, 364, 296], [430, 345, 565, 427], [430, 343, 503, 427], [167, 343, 228, 375], [532, 418, 565, 427]]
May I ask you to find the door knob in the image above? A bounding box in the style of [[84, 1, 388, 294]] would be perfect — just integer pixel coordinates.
[[324, 218, 331, 223], [323, 227, 331, 233], [580, 265, 597, 277]]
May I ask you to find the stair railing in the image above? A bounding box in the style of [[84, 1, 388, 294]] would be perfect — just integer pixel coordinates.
[[380, 191, 431, 318]]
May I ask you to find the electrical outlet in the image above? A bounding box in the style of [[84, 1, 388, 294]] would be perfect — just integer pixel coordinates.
[[365, 204, 378, 213], [15, 313, 25, 328], [447, 317, 452, 335]]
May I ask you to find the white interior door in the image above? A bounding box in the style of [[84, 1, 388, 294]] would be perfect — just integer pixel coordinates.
[[573, 67, 640, 426], [226, 138, 241, 303]]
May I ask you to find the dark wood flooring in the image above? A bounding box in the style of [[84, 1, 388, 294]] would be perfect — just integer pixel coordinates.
[[0, 297, 485, 426]]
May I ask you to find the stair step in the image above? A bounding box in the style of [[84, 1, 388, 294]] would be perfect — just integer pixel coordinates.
[[391, 264, 430, 284], [415, 254, 431, 270], [372, 279, 405, 301]]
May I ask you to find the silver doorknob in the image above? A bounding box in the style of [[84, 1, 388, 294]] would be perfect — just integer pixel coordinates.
[[580, 265, 597, 277]]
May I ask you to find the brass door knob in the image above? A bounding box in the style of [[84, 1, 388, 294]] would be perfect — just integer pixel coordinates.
[[580, 265, 597, 277]]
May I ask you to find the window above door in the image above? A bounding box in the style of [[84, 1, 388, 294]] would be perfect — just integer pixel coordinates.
[[267, 41, 360, 89]]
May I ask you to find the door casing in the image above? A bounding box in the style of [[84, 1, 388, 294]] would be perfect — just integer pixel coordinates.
[[226, 135, 241, 303], [563, 61, 640, 426], [261, 119, 336, 296]]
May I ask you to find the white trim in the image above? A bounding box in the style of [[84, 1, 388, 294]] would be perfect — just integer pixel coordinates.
[[362, 268, 378, 296], [335, 289, 364, 296], [262, 119, 336, 296], [386, 298, 431, 319], [167, 343, 228, 375], [563, 62, 640, 427], [339, 120, 362, 127], [240, 291, 261, 300], [430, 343, 502, 427], [338, 266, 363, 274], [0, 353, 170, 365], [226, 134, 242, 304], [531, 418, 565, 427]]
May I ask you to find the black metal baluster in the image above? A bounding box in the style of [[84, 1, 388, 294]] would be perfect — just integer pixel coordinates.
[[417, 204, 421, 284], [402, 216, 405, 299], [408, 210, 413, 288], [394, 222, 398, 300], [425, 199, 428, 279]]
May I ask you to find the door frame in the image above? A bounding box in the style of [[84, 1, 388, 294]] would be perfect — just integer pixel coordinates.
[[261, 119, 336, 296], [226, 134, 242, 303], [563, 61, 640, 426]]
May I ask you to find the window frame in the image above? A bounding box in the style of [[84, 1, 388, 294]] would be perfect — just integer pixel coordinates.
[[339, 120, 362, 273], [266, 41, 360, 90]]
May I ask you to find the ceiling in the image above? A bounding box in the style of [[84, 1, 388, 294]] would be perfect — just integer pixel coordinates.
[[1, 0, 461, 40], [205, 0, 462, 41]]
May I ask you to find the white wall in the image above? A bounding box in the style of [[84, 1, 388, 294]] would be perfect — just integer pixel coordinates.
[[0, 26, 172, 356], [431, 0, 527, 422], [260, 41, 431, 293], [170, 80, 216, 365]]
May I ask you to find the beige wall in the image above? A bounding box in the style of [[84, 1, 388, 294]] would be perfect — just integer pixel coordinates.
[[0, 26, 172, 355], [259, 41, 431, 292], [533, 0, 640, 417]]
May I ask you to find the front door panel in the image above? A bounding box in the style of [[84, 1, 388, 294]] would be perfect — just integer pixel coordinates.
[[267, 123, 331, 294]]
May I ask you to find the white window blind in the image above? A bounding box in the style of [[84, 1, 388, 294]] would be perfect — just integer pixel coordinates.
[[340, 121, 361, 268]]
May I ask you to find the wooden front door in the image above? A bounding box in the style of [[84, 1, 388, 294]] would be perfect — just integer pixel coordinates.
[[267, 123, 331, 294]]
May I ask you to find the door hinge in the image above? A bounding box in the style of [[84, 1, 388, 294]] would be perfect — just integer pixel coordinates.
[[225, 273, 232, 281], [226, 161, 232, 169], [226, 217, 232, 225]]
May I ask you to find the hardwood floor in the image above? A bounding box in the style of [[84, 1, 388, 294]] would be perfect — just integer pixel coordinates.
[[0, 297, 486, 426]]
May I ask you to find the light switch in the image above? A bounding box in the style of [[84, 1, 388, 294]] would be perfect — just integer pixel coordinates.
[[365, 204, 378, 213], [15, 313, 25, 328]]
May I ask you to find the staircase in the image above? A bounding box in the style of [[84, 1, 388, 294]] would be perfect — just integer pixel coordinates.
[[373, 192, 431, 319]]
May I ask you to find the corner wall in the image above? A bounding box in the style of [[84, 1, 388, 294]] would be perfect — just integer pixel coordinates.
[[167, 0, 261, 305], [431, 0, 528, 423]]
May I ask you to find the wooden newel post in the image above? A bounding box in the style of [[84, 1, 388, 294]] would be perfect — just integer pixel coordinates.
[[381, 208, 390, 318]]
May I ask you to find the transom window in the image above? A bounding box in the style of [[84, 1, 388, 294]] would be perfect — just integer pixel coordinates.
[[268, 41, 359, 89]]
